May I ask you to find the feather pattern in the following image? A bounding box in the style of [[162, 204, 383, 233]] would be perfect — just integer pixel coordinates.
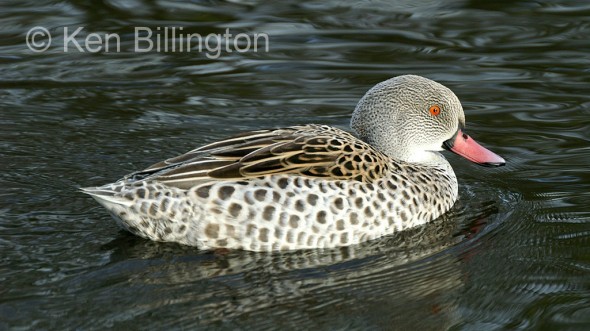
[[127, 124, 391, 189]]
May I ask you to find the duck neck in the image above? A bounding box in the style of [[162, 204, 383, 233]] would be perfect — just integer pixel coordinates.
[[406, 151, 451, 168], [404, 151, 459, 204]]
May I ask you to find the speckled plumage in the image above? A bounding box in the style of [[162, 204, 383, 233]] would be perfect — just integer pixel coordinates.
[[83, 75, 503, 251]]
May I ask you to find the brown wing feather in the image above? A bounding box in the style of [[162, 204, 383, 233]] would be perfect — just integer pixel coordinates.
[[130, 124, 390, 189]]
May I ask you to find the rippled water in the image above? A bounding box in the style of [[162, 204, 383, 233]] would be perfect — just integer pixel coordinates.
[[2, 0, 590, 329]]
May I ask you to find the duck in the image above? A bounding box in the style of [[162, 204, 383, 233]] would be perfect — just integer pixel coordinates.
[[82, 75, 505, 252]]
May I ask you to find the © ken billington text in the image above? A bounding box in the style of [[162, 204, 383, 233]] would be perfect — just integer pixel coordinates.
[[26, 26, 270, 59]]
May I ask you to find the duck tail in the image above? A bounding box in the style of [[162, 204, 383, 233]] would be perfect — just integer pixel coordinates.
[[80, 185, 134, 208]]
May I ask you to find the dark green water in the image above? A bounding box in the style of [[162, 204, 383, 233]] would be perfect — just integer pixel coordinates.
[[2, 0, 589, 330]]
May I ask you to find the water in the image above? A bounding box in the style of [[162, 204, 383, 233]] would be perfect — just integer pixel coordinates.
[[2, 0, 590, 329]]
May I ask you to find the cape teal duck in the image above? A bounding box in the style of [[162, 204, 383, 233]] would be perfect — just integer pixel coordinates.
[[83, 75, 505, 251]]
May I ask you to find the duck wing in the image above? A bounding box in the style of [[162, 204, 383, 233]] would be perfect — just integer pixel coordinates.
[[128, 124, 390, 189]]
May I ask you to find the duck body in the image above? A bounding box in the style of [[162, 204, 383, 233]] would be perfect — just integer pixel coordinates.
[[83, 75, 504, 251], [84, 125, 458, 251]]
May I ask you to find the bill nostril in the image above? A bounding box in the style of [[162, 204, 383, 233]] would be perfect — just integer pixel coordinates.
[[462, 133, 468, 140]]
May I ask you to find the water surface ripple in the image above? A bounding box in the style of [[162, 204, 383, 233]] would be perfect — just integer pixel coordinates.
[[1, 0, 589, 330]]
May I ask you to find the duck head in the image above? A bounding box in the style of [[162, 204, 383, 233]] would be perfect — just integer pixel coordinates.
[[351, 75, 505, 167]]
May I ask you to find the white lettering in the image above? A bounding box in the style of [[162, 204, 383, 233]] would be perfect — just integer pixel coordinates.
[[85, 33, 103, 53], [135, 27, 153, 52], [63, 27, 84, 52]]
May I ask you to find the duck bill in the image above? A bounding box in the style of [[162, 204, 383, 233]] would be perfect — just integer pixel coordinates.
[[443, 129, 505, 167]]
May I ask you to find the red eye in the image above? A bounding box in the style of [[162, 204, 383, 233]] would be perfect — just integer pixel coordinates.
[[429, 105, 441, 116]]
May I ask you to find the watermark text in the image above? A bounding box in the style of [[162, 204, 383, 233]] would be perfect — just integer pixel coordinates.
[[26, 26, 269, 59]]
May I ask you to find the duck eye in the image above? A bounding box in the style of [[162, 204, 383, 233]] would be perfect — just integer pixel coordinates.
[[429, 105, 441, 116]]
